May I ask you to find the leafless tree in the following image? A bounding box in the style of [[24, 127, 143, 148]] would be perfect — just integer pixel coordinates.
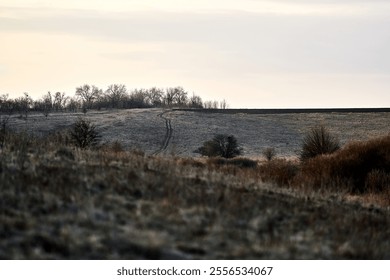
[[66, 97, 80, 112], [130, 89, 149, 107], [53, 92, 68, 111], [75, 84, 103, 109], [165, 88, 175, 106], [146, 87, 164, 107], [41, 91, 53, 117], [165, 87, 188, 107], [0, 94, 13, 114], [189, 93, 203, 108], [105, 84, 128, 108], [16, 93, 33, 119], [220, 99, 228, 109]]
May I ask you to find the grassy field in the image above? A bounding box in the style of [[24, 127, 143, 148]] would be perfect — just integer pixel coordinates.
[[6, 108, 390, 158], [1, 108, 389, 259]]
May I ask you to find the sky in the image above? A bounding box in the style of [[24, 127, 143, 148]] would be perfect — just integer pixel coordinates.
[[1, 0, 390, 108]]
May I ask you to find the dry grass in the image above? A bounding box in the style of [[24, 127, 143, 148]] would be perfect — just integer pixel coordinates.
[[297, 135, 390, 194], [5, 109, 390, 158], [0, 111, 389, 259]]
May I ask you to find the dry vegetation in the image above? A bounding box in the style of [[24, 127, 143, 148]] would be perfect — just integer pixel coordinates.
[[0, 109, 389, 259]]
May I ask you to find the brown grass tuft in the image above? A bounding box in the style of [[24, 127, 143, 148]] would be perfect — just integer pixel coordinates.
[[259, 159, 298, 187]]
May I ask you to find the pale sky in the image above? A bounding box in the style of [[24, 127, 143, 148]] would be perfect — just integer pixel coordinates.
[[1, 0, 390, 108]]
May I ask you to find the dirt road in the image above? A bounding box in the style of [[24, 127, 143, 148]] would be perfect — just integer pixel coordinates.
[[153, 110, 173, 155]]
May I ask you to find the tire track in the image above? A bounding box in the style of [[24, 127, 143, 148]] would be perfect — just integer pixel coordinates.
[[153, 110, 173, 155]]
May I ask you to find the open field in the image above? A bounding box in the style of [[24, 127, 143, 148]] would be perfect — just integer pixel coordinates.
[[6, 108, 390, 158], [1, 108, 390, 259]]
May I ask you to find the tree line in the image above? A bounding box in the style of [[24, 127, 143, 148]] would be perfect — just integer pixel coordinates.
[[0, 84, 228, 116]]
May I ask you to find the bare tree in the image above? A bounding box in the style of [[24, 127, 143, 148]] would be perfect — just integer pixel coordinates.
[[146, 87, 164, 107], [105, 84, 127, 108], [15, 93, 32, 119], [130, 89, 148, 107], [203, 101, 212, 109], [174, 87, 188, 105], [75, 84, 103, 109], [220, 99, 228, 109], [66, 97, 81, 112], [53, 92, 68, 111], [165, 88, 175, 106], [41, 91, 53, 117], [165, 87, 188, 107], [0, 94, 13, 114], [189, 93, 203, 108]]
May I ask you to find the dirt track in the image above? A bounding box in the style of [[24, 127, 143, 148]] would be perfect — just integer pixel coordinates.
[[153, 110, 173, 155]]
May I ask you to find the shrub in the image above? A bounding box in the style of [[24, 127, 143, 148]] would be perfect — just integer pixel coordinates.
[[299, 135, 390, 193], [228, 157, 257, 168], [70, 118, 101, 149], [331, 136, 390, 193], [207, 157, 257, 169], [195, 134, 242, 158], [259, 159, 298, 187], [300, 125, 340, 161], [262, 147, 276, 161]]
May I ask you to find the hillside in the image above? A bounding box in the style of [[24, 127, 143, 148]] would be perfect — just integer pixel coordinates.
[[1, 108, 389, 259], [6, 108, 390, 158], [1, 147, 389, 259]]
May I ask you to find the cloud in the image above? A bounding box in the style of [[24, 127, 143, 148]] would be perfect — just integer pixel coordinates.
[[0, 64, 7, 76], [1, 6, 389, 76], [1, 3, 389, 107], [2, 0, 390, 16]]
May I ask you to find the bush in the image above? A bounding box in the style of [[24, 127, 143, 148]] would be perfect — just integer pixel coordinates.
[[195, 134, 242, 158], [259, 159, 298, 187], [207, 157, 257, 169], [262, 147, 276, 161], [300, 125, 340, 160], [299, 135, 390, 193], [70, 118, 101, 149], [228, 157, 257, 168]]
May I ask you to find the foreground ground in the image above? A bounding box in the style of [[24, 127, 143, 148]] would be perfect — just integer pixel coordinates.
[[0, 146, 389, 259]]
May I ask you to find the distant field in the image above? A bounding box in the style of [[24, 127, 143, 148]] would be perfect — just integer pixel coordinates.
[[8, 108, 390, 159]]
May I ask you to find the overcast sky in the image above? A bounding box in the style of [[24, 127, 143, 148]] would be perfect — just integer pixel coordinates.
[[1, 0, 389, 108]]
